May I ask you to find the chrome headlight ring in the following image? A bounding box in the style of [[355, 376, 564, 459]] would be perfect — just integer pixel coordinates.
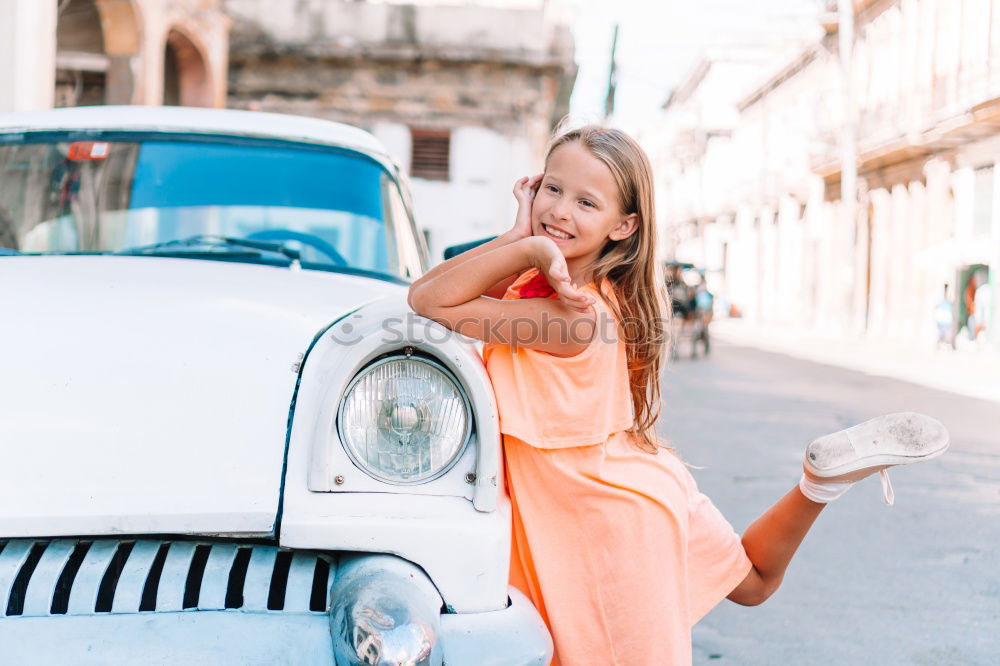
[[336, 353, 473, 485]]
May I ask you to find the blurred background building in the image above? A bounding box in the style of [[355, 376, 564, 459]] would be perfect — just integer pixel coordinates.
[[1, 0, 230, 111], [652, 0, 999, 350], [223, 0, 575, 260]]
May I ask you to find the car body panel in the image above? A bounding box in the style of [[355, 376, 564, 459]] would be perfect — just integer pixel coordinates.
[[0, 256, 401, 536], [280, 492, 511, 614], [0, 613, 336, 666]]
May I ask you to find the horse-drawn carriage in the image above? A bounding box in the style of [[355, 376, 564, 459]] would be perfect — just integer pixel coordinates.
[[666, 261, 713, 359]]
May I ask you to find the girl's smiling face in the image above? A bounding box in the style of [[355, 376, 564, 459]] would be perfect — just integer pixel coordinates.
[[531, 141, 638, 278]]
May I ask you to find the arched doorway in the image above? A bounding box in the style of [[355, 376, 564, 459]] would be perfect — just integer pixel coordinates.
[[55, 0, 140, 107], [163, 29, 212, 107], [55, 0, 105, 106]]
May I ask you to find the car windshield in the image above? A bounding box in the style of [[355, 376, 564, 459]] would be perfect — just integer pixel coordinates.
[[0, 133, 406, 277]]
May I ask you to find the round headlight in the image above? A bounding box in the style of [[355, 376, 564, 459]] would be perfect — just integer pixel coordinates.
[[337, 355, 472, 484]]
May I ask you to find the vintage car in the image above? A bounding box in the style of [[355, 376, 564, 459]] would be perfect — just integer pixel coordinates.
[[0, 106, 551, 665]]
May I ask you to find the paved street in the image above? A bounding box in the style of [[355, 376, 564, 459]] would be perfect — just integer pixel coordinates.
[[660, 342, 1000, 665]]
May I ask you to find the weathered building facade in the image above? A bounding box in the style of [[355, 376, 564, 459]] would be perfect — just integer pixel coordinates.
[[223, 0, 576, 260], [658, 0, 999, 348], [1, 0, 230, 113]]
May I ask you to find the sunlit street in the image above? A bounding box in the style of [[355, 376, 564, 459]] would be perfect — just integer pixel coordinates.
[[663, 344, 1000, 665]]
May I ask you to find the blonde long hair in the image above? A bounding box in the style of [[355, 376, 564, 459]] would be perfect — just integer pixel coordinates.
[[545, 124, 671, 453]]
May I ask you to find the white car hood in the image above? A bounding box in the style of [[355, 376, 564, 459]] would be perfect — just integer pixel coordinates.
[[0, 256, 405, 537]]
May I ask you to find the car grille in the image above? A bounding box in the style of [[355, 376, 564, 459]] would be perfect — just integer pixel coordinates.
[[0, 539, 335, 617]]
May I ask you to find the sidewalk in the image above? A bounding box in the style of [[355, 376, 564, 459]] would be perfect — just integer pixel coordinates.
[[710, 319, 1000, 404]]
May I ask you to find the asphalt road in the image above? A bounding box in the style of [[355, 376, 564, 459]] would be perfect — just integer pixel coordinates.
[[659, 341, 1000, 666]]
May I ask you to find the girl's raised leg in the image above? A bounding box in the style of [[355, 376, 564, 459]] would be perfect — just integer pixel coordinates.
[[727, 412, 949, 606]]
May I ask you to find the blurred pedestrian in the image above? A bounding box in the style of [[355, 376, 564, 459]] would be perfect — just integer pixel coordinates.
[[973, 270, 990, 342], [964, 271, 979, 341], [934, 284, 954, 349], [666, 264, 691, 358], [695, 278, 714, 321]]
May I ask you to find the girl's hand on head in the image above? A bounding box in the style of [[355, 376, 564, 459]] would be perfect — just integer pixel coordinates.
[[528, 236, 596, 313], [510, 174, 543, 240]]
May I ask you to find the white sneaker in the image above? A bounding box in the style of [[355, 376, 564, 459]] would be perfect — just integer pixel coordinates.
[[802, 412, 950, 505]]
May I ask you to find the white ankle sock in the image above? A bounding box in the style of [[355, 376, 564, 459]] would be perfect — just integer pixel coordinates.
[[798, 473, 853, 503]]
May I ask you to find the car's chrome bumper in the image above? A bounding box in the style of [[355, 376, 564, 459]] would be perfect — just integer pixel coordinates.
[[0, 592, 550, 666], [0, 539, 551, 665], [326, 553, 552, 665]]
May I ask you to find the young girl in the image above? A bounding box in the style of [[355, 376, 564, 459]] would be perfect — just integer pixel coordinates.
[[407, 125, 949, 665]]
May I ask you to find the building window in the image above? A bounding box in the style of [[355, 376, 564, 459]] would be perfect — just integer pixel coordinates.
[[163, 30, 213, 107], [410, 129, 450, 181]]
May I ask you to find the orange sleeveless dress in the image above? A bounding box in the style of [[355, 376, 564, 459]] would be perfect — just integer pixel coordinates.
[[482, 269, 753, 666]]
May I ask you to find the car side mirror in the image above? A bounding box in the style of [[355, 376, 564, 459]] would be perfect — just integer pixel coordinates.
[[442, 236, 498, 260]]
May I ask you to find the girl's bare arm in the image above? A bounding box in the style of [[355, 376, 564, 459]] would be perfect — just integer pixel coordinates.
[[409, 230, 526, 299], [408, 236, 598, 357]]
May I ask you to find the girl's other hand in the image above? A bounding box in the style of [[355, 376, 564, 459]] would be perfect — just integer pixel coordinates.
[[511, 174, 543, 240], [527, 236, 595, 313]]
